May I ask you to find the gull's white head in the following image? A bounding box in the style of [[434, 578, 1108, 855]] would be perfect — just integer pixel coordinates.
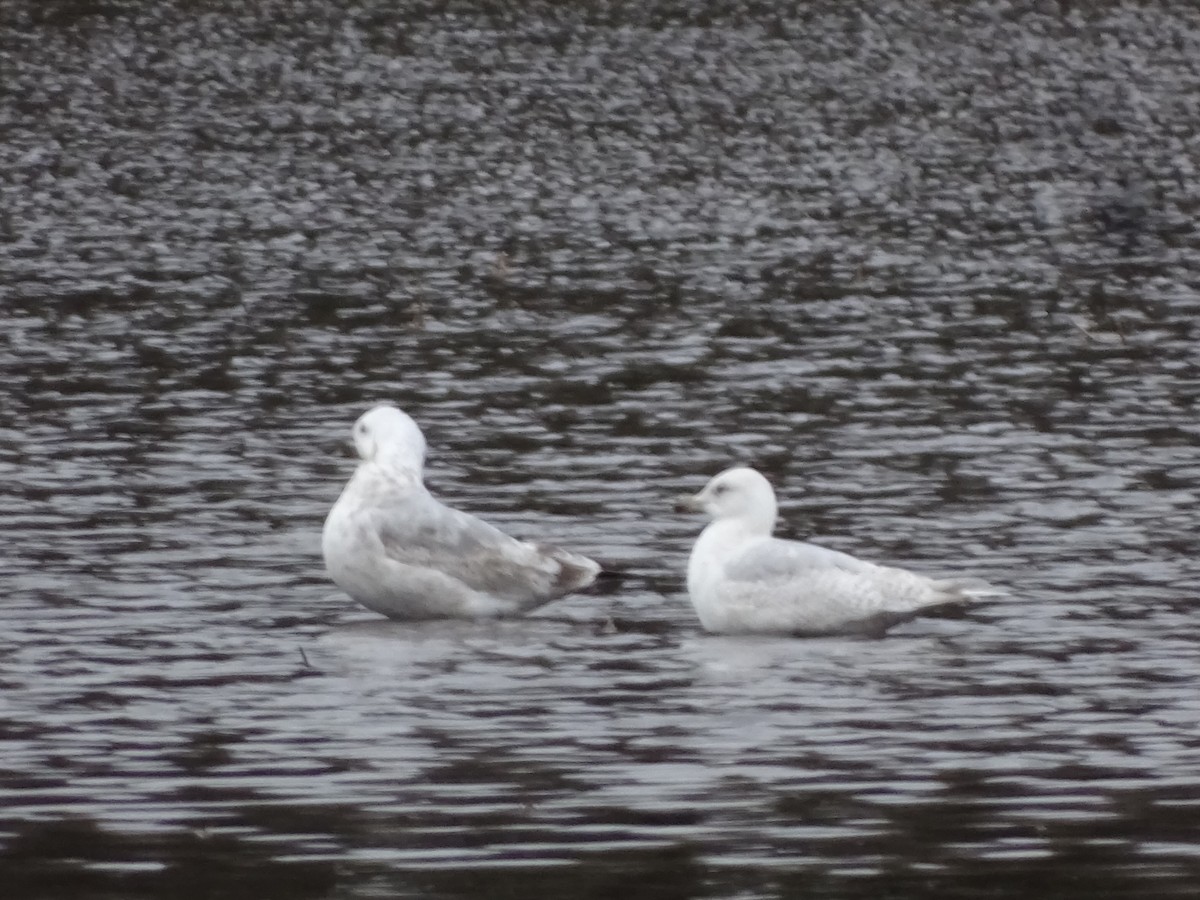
[[679, 466, 778, 535], [352, 404, 426, 472]]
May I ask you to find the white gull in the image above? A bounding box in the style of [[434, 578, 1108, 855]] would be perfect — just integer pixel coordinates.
[[322, 404, 600, 620], [677, 467, 998, 636]]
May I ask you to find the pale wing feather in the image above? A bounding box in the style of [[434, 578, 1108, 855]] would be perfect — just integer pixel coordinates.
[[716, 538, 963, 634], [374, 491, 594, 602], [713, 568, 936, 634], [723, 537, 876, 583]]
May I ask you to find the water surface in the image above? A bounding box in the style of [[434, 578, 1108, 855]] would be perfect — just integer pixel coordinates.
[[3, 1, 1200, 897]]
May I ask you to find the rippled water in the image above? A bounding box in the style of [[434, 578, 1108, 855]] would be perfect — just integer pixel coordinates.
[[4, 0, 1200, 897]]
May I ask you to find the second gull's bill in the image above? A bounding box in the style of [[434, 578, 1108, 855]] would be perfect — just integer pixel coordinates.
[[323, 404, 600, 620]]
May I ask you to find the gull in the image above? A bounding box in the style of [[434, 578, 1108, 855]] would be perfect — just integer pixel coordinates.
[[322, 404, 600, 620], [677, 467, 998, 636]]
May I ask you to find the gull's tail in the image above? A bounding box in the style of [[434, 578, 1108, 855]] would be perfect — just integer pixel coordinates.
[[537, 544, 602, 597], [930, 577, 1008, 606]]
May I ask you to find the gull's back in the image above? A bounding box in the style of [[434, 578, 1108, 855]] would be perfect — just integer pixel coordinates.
[[707, 535, 980, 635], [371, 484, 600, 614]]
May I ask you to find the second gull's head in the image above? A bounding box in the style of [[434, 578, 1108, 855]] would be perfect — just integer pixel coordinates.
[[677, 466, 778, 535]]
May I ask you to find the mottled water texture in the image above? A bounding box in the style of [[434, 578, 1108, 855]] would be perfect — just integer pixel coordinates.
[[3, 0, 1200, 897]]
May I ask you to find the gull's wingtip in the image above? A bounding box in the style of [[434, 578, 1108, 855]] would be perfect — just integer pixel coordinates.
[[533, 544, 602, 595], [564, 551, 602, 591], [935, 578, 1009, 604]]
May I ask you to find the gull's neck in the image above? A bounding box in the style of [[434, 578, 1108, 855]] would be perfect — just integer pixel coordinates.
[[353, 455, 425, 497], [741, 504, 776, 536], [377, 444, 424, 473], [688, 515, 770, 598], [701, 512, 773, 549]]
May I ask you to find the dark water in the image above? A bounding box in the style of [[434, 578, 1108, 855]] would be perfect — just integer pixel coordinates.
[[4, 1, 1200, 897]]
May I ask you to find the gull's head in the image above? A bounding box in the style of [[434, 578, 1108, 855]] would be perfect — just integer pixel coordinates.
[[676, 466, 778, 534], [352, 404, 426, 472]]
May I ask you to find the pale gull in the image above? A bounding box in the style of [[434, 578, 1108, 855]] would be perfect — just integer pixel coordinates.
[[322, 404, 600, 620], [677, 466, 998, 636]]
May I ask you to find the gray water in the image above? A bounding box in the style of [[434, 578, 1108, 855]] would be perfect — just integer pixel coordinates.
[[3, 1, 1200, 897]]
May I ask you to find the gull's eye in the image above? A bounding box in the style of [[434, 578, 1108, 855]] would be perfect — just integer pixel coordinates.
[[712, 484, 727, 496]]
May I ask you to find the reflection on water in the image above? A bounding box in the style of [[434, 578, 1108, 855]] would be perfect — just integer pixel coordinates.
[[4, 0, 1200, 897]]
